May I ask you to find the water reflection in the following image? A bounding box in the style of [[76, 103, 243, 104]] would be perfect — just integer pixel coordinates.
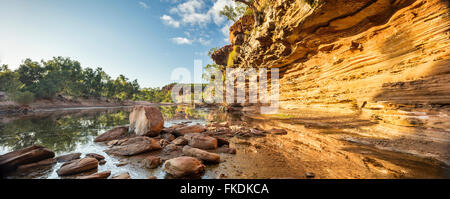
[[0, 105, 208, 155]]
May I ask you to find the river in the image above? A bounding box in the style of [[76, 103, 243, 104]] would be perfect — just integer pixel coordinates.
[[0, 106, 449, 179]]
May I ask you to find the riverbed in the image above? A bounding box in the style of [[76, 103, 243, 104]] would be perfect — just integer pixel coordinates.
[[0, 106, 449, 179]]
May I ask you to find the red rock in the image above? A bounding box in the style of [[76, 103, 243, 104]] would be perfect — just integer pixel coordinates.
[[94, 126, 129, 142], [182, 146, 220, 164], [185, 133, 218, 150], [172, 137, 188, 146], [142, 156, 161, 169], [163, 157, 205, 178], [55, 153, 81, 163], [129, 106, 164, 136], [112, 172, 131, 179], [105, 136, 162, 156], [0, 145, 55, 173], [57, 157, 98, 176], [173, 125, 206, 137], [85, 153, 105, 160], [217, 147, 237, 154], [16, 158, 56, 172], [78, 171, 111, 179]]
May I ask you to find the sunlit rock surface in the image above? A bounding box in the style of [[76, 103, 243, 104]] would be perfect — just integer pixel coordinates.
[[215, 0, 450, 164]]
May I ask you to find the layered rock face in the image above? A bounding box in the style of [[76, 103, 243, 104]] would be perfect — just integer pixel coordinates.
[[214, 0, 450, 163]]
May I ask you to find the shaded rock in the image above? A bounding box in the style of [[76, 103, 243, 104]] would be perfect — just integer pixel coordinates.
[[85, 153, 105, 160], [185, 133, 218, 150], [173, 125, 206, 137], [0, 145, 55, 173], [147, 176, 157, 179], [129, 106, 164, 136], [163, 144, 182, 153], [215, 137, 230, 147], [182, 146, 220, 164], [78, 171, 111, 179], [94, 126, 129, 142], [163, 157, 205, 178], [160, 139, 171, 148], [16, 158, 56, 172], [55, 153, 81, 163], [57, 157, 98, 176], [217, 146, 237, 154], [99, 159, 107, 165], [112, 172, 131, 179], [105, 136, 162, 156], [161, 133, 175, 141], [142, 156, 162, 169], [172, 137, 188, 146], [269, 129, 288, 135], [211, 45, 233, 66]]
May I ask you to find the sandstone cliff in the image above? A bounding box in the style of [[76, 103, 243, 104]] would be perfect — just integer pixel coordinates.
[[214, 0, 450, 164]]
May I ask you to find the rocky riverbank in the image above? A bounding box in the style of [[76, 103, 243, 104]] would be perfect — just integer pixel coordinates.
[[0, 105, 289, 179]]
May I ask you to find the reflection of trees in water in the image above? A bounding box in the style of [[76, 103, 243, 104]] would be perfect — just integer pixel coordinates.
[[0, 110, 130, 153], [159, 105, 209, 120], [0, 106, 212, 154]]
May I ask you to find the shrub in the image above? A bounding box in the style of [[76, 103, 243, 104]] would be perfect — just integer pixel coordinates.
[[13, 91, 35, 105]]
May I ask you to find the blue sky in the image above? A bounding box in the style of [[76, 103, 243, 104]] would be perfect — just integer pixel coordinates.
[[0, 0, 236, 88]]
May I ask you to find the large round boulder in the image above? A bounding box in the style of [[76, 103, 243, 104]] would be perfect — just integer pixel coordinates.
[[163, 156, 205, 178]]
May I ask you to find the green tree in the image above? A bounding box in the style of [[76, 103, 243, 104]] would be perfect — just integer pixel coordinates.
[[220, 0, 263, 27], [0, 65, 22, 94]]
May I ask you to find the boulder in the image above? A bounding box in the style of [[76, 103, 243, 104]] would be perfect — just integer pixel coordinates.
[[94, 126, 129, 142], [16, 158, 56, 172], [85, 153, 105, 160], [163, 157, 205, 178], [56, 157, 99, 176], [185, 133, 218, 150], [173, 125, 206, 137], [105, 136, 162, 156], [142, 156, 162, 169], [55, 153, 81, 163], [129, 106, 164, 136], [78, 171, 111, 179], [182, 146, 220, 164], [163, 144, 182, 153], [112, 172, 131, 179], [171, 137, 188, 146], [99, 159, 107, 165], [147, 176, 158, 179], [161, 133, 175, 141], [0, 145, 55, 173], [217, 146, 237, 154]]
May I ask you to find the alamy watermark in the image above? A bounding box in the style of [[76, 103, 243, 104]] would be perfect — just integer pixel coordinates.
[[170, 60, 279, 114]]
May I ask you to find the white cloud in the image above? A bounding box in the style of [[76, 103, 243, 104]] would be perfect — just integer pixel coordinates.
[[171, 37, 193, 45], [198, 38, 212, 46], [167, 0, 235, 27], [161, 15, 180, 28], [138, 1, 149, 9]]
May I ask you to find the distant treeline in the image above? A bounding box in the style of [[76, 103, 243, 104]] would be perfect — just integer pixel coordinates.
[[0, 57, 173, 105]]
